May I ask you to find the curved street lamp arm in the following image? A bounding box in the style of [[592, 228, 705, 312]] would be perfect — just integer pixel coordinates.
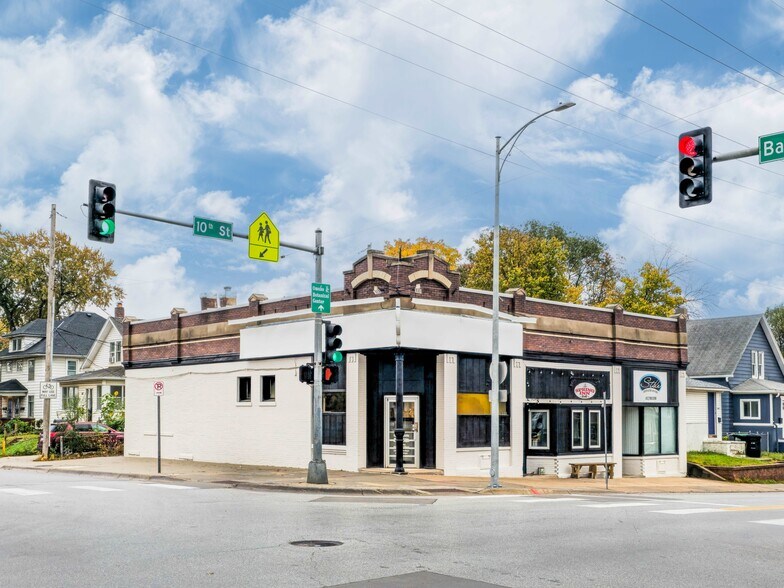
[[498, 108, 557, 178]]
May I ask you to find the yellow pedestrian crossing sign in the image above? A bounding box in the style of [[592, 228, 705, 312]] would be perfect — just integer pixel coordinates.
[[248, 212, 280, 262]]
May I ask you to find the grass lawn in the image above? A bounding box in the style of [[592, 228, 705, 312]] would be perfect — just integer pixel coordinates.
[[1, 434, 38, 457], [688, 451, 784, 467]]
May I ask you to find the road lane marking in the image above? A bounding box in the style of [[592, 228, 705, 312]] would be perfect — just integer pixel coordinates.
[[752, 519, 784, 526], [721, 505, 784, 512], [652, 508, 724, 515], [0, 488, 50, 496], [514, 497, 585, 503], [71, 486, 123, 492], [580, 502, 655, 508], [142, 483, 196, 490]]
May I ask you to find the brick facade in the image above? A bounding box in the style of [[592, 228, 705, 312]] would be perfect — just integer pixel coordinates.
[[124, 250, 687, 369]]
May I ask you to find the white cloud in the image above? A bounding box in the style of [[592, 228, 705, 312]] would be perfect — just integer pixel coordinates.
[[196, 190, 250, 222], [116, 247, 197, 319]]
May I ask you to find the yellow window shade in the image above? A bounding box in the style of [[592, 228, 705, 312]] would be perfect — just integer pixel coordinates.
[[457, 393, 507, 416]]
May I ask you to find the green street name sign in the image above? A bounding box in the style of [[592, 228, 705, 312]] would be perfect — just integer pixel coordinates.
[[759, 131, 784, 164], [193, 216, 233, 241], [311, 282, 331, 314]]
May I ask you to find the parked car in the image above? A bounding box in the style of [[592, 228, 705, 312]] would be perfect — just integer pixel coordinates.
[[38, 421, 123, 452]]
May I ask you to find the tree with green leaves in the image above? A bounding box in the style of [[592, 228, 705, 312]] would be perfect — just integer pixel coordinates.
[[460, 226, 579, 302], [602, 261, 687, 317], [764, 304, 784, 351], [383, 237, 461, 270], [0, 227, 123, 332]]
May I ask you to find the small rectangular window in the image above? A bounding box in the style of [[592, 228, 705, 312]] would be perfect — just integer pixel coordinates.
[[741, 399, 760, 419], [237, 377, 251, 403], [589, 410, 601, 448], [11, 339, 21, 351], [759, 351, 765, 379], [571, 410, 584, 449], [529, 410, 549, 449], [28, 359, 35, 381], [66, 360, 77, 376], [261, 375, 276, 402], [27, 395, 34, 417], [109, 341, 122, 364]]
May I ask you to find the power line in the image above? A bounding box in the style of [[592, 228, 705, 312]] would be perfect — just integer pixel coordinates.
[[657, 0, 783, 78], [603, 0, 784, 96]]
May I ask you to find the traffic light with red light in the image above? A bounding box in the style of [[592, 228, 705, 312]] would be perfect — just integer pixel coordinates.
[[678, 127, 712, 208], [88, 179, 117, 242]]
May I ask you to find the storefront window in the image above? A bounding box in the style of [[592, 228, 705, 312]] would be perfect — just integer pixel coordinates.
[[457, 355, 509, 448], [589, 410, 601, 448], [571, 411, 584, 449], [529, 410, 549, 449], [624, 406, 677, 456]]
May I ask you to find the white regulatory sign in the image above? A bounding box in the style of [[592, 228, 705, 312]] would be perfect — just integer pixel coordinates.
[[39, 382, 57, 399], [153, 381, 164, 396]]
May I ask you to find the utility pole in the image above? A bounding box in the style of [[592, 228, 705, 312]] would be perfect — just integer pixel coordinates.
[[42, 204, 56, 459]]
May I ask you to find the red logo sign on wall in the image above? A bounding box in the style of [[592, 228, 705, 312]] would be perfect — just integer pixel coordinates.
[[573, 381, 597, 399]]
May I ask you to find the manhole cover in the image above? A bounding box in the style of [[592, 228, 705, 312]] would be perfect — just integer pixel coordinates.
[[290, 540, 343, 548]]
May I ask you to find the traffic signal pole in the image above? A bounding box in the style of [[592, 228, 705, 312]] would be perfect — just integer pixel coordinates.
[[308, 229, 328, 485]]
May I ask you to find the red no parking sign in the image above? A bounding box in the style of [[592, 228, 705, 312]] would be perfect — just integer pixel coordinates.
[[153, 381, 164, 396]]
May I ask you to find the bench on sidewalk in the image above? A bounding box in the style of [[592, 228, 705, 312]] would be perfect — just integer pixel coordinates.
[[570, 462, 615, 479]]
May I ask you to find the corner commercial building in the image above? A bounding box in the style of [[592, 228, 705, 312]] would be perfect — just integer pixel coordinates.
[[123, 251, 688, 478]]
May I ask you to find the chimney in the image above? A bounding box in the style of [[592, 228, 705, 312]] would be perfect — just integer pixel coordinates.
[[200, 293, 218, 311], [219, 286, 236, 308], [114, 302, 125, 321]]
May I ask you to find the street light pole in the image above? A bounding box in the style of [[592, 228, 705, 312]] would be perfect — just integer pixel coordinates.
[[490, 101, 575, 488]]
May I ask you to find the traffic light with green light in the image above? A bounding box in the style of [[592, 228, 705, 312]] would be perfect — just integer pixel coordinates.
[[324, 321, 343, 364], [88, 179, 117, 243]]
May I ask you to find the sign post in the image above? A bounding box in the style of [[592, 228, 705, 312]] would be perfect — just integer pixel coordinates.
[[602, 388, 609, 490], [153, 381, 164, 474]]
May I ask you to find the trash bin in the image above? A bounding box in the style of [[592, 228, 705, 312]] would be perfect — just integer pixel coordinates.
[[744, 434, 762, 458]]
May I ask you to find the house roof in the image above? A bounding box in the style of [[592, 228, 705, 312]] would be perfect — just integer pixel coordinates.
[[686, 377, 730, 391], [732, 378, 784, 394], [0, 380, 27, 396], [0, 312, 107, 360], [3, 318, 50, 338], [686, 315, 763, 377], [55, 366, 124, 384]]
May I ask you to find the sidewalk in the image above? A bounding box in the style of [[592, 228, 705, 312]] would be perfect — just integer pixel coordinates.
[[2, 455, 784, 495]]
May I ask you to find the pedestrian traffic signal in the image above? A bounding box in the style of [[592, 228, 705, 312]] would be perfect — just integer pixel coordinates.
[[323, 364, 339, 385], [298, 363, 314, 385], [678, 127, 712, 208], [88, 179, 117, 242], [324, 321, 343, 363]]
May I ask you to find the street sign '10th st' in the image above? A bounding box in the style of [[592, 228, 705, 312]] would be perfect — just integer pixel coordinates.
[[193, 216, 233, 241], [759, 131, 784, 164]]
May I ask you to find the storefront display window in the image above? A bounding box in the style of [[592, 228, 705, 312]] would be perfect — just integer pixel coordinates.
[[623, 406, 677, 456], [529, 410, 549, 449], [571, 411, 584, 449], [457, 355, 509, 448]]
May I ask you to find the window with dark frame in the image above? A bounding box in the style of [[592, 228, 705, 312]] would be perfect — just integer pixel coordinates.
[[741, 399, 760, 419], [622, 406, 677, 456], [571, 410, 584, 449], [27, 359, 35, 381], [261, 375, 276, 402], [457, 355, 510, 448], [237, 377, 251, 403], [66, 360, 77, 376], [588, 410, 601, 449], [529, 410, 549, 449]]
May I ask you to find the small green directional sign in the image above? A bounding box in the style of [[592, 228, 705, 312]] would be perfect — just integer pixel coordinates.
[[759, 131, 784, 164], [193, 216, 233, 241], [311, 282, 331, 314]]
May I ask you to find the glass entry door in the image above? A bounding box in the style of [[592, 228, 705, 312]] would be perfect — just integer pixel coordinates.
[[384, 395, 419, 468]]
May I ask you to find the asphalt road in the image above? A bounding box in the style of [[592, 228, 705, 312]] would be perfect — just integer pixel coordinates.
[[2, 470, 783, 587]]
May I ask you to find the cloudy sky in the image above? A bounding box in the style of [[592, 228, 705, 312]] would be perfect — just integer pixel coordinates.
[[2, 0, 784, 320]]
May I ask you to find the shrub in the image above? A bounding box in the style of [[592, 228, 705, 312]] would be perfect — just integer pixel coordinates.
[[3, 418, 34, 434], [100, 394, 125, 431]]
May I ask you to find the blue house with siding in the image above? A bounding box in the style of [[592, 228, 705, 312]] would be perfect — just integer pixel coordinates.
[[686, 315, 784, 452]]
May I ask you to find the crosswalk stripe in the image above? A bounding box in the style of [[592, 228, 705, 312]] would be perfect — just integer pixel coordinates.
[[752, 519, 784, 526], [580, 502, 655, 509], [0, 488, 50, 496], [514, 497, 585, 503], [652, 508, 724, 515], [71, 486, 123, 492], [142, 483, 196, 490]]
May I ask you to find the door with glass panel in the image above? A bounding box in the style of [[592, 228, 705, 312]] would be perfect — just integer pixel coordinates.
[[384, 395, 419, 468]]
